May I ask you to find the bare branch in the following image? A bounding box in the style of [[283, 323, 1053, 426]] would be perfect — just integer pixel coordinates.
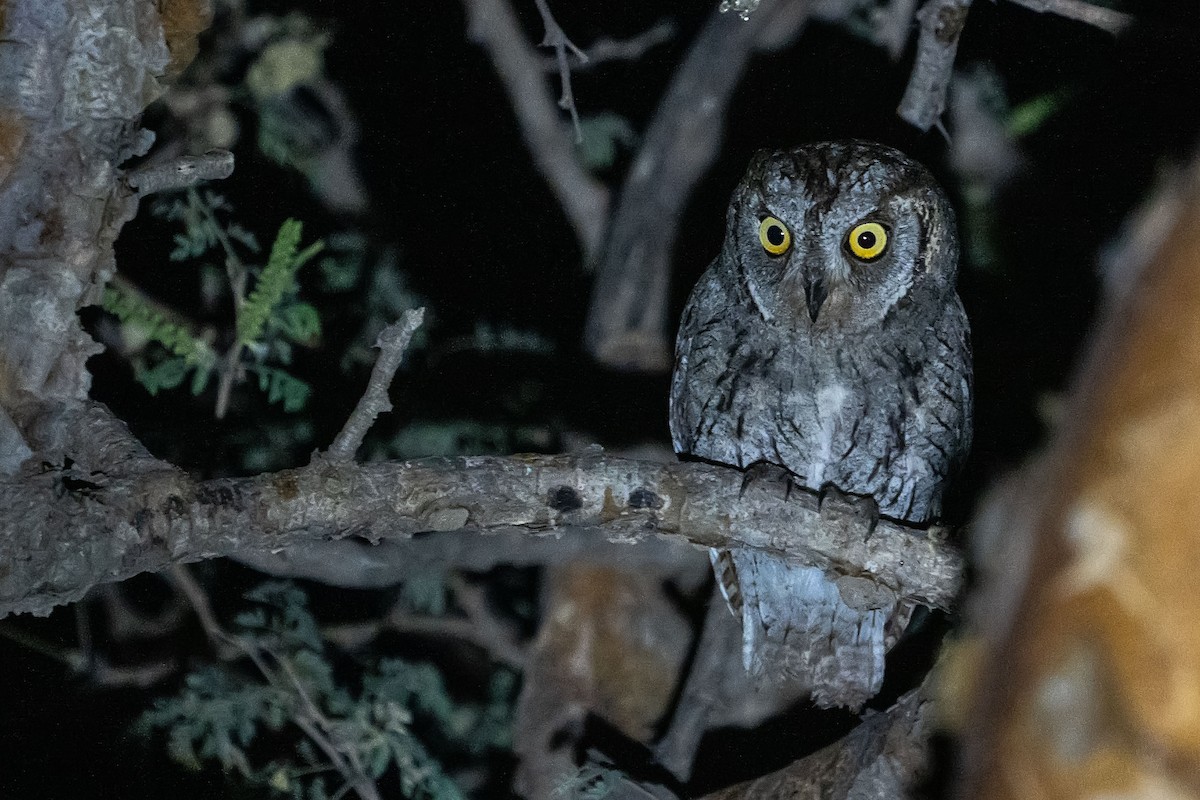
[[325, 307, 425, 462], [583, 0, 810, 370], [698, 685, 931, 799], [655, 588, 742, 782], [462, 0, 609, 256], [542, 19, 677, 72], [125, 149, 235, 196], [1005, 0, 1132, 36], [532, 0, 587, 142], [897, 0, 973, 132], [233, 529, 706, 588], [0, 426, 963, 619], [323, 588, 529, 670], [875, 0, 920, 61], [447, 573, 529, 668]]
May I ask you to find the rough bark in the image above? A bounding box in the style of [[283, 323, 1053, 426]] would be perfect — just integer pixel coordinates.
[[699, 684, 932, 800], [0, 424, 963, 618], [958, 151, 1200, 797]]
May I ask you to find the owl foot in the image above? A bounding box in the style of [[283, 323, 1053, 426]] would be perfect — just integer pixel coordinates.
[[738, 461, 804, 503], [817, 484, 880, 539]]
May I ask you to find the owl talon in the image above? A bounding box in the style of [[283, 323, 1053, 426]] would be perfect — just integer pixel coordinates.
[[818, 484, 880, 539], [738, 461, 794, 499]]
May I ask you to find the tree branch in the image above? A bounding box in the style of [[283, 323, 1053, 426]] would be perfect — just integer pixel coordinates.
[[124, 149, 235, 196], [698, 684, 931, 799], [325, 307, 425, 462], [461, 0, 609, 257], [532, 0, 587, 142], [0, 430, 963, 618], [543, 20, 676, 73], [897, 0, 972, 133], [1005, 0, 1132, 36], [582, 0, 810, 370]]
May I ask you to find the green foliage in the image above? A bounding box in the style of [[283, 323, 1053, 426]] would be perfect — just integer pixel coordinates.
[[553, 763, 623, 800], [102, 284, 213, 365], [239, 219, 325, 346], [102, 283, 217, 396], [249, 365, 313, 413], [1008, 90, 1068, 138], [153, 189, 260, 261], [142, 667, 291, 775], [112, 190, 327, 414], [141, 582, 515, 800], [576, 113, 637, 171]]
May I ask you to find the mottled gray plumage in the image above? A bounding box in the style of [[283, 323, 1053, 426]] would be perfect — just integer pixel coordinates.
[[670, 141, 972, 707]]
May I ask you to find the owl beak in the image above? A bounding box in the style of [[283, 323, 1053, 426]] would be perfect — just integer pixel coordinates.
[[803, 269, 828, 323]]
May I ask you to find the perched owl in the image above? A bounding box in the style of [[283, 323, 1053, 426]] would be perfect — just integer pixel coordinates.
[[669, 141, 972, 708]]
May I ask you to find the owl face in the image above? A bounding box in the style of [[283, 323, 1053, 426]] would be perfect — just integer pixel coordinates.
[[725, 141, 958, 332]]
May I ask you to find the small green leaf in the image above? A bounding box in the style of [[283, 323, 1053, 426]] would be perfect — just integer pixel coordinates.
[[280, 302, 322, 343], [1008, 90, 1068, 138], [136, 357, 189, 395], [190, 363, 213, 396], [368, 741, 392, 779]]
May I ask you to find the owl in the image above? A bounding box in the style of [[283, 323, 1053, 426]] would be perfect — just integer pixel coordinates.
[[669, 141, 972, 708]]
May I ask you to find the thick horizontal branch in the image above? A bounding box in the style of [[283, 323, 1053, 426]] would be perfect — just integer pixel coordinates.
[[0, 450, 962, 619]]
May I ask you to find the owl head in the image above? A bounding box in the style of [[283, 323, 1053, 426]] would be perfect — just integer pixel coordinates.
[[724, 141, 958, 331]]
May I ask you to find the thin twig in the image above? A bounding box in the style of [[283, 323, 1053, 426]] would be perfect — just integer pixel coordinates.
[[461, 0, 609, 256], [187, 186, 250, 420], [0, 622, 179, 687], [274, 653, 383, 800], [532, 0, 587, 143], [170, 564, 239, 659], [325, 307, 426, 462], [125, 150, 235, 196], [102, 582, 187, 640], [1005, 0, 1132, 35], [447, 573, 529, 668], [170, 564, 383, 800], [542, 19, 676, 72], [325, 607, 528, 669]]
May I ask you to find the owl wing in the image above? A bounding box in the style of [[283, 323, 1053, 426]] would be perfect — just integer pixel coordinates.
[[669, 263, 729, 457], [891, 294, 973, 522]]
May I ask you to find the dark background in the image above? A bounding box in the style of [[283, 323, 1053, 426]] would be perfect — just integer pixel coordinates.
[[3, 1, 1198, 796]]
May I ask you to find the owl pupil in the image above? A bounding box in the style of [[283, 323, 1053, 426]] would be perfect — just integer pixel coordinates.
[[857, 230, 876, 249], [767, 226, 785, 246]]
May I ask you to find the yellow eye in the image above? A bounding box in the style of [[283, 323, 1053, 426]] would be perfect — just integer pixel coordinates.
[[846, 222, 889, 261], [758, 216, 792, 255]]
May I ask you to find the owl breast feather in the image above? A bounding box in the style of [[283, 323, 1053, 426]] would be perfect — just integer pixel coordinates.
[[670, 268, 971, 525]]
